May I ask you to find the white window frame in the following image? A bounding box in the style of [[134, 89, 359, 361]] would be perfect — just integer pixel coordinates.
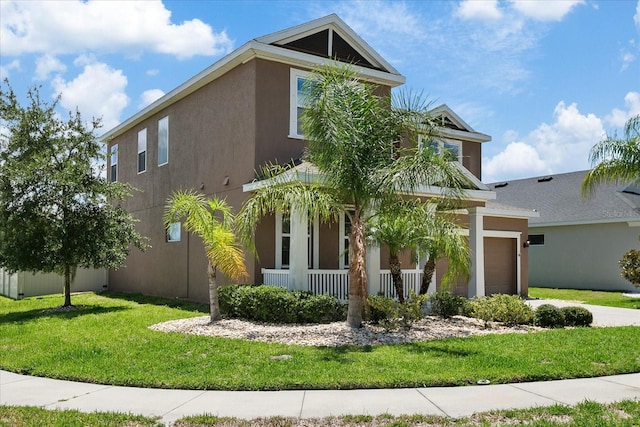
[[109, 144, 118, 182], [418, 135, 462, 163], [339, 212, 352, 269], [166, 222, 181, 242], [289, 68, 311, 140], [137, 128, 147, 174], [158, 116, 169, 166], [275, 211, 318, 269]]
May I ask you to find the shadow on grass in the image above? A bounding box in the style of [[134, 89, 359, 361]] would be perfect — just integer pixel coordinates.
[[100, 291, 208, 314], [0, 304, 131, 324]]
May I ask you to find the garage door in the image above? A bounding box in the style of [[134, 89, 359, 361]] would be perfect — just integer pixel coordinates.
[[484, 237, 517, 295]]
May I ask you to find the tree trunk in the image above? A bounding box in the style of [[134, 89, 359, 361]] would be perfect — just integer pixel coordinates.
[[208, 261, 221, 322], [420, 258, 436, 295], [389, 254, 404, 303], [63, 264, 72, 307], [346, 213, 368, 328]]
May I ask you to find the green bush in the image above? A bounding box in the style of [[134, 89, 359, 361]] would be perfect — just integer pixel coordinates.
[[218, 284, 344, 324], [429, 291, 467, 318], [367, 292, 427, 330], [467, 294, 534, 326], [535, 304, 566, 328], [561, 306, 593, 327]]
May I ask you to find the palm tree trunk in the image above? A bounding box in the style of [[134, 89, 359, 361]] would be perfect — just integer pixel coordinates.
[[208, 261, 221, 322], [63, 264, 72, 307], [347, 213, 368, 328], [420, 258, 436, 295], [389, 254, 404, 303]]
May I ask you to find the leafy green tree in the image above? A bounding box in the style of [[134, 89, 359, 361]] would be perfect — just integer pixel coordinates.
[[582, 115, 640, 195], [582, 115, 640, 287], [0, 80, 147, 307], [238, 64, 471, 328], [164, 190, 248, 321]]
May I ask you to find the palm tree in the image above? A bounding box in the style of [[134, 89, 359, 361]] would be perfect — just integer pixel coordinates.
[[238, 64, 471, 328], [582, 115, 640, 196], [164, 190, 248, 322], [415, 205, 470, 295], [368, 202, 423, 303]]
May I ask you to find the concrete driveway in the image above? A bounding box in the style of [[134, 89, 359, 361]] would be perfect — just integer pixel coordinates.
[[527, 299, 640, 326]]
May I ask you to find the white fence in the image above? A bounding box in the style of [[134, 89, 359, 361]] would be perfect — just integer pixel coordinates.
[[261, 268, 423, 301]]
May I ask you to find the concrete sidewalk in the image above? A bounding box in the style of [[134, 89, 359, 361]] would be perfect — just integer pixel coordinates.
[[2, 370, 639, 426]]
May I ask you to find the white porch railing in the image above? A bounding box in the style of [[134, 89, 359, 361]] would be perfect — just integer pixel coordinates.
[[261, 268, 423, 301]]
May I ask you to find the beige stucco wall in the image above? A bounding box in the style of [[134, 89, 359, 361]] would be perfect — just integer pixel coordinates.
[[529, 222, 640, 292]]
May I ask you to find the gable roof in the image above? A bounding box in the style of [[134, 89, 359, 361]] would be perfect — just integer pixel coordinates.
[[101, 14, 405, 142], [430, 104, 491, 143], [490, 170, 640, 226]]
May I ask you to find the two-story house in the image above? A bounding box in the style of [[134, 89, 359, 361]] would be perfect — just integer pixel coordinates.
[[102, 14, 537, 303]]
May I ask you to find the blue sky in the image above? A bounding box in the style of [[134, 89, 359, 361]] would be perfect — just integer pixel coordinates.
[[1, 0, 638, 183]]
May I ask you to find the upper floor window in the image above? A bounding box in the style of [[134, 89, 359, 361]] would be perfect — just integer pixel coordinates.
[[166, 222, 181, 242], [158, 116, 169, 166], [289, 68, 311, 139], [109, 144, 118, 182], [418, 135, 462, 163], [137, 128, 147, 174]]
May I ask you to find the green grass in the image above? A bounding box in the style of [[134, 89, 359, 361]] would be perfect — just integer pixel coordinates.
[[3, 400, 639, 426], [1, 292, 640, 390], [529, 287, 640, 310], [0, 405, 162, 427]]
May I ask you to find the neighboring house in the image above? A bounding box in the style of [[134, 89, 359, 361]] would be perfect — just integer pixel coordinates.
[[101, 14, 536, 302], [491, 170, 640, 292], [0, 268, 107, 299]]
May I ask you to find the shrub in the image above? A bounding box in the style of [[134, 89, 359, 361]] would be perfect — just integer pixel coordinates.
[[535, 304, 566, 328], [561, 306, 593, 327], [467, 294, 534, 326], [218, 284, 344, 324], [619, 249, 640, 287], [367, 291, 428, 330], [429, 291, 467, 318]]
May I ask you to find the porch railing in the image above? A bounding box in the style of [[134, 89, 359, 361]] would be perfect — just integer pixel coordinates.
[[261, 268, 423, 301]]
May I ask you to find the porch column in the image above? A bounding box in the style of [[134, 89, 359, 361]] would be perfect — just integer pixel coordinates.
[[366, 243, 381, 296], [468, 207, 485, 298], [289, 206, 308, 291]]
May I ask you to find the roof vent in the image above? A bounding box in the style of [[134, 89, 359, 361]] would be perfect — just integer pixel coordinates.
[[537, 176, 553, 183], [494, 182, 508, 188]]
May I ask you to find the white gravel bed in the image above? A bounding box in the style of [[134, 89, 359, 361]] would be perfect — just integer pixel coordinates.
[[149, 316, 543, 347]]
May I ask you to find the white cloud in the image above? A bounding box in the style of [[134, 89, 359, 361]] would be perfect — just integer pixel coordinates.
[[483, 141, 549, 183], [1, 0, 233, 59], [509, 0, 584, 22], [483, 101, 605, 182], [0, 59, 20, 79], [456, 0, 503, 21], [606, 91, 640, 127], [635, 0, 640, 28], [34, 54, 66, 80], [146, 69, 160, 77], [139, 89, 165, 109], [52, 60, 129, 130]]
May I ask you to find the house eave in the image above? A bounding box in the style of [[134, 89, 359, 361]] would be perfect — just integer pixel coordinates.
[[529, 217, 640, 228], [101, 40, 405, 142]]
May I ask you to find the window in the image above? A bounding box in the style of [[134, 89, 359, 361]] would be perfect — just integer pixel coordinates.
[[289, 68, 311, 139], [528, 234, 544, 246], [275, 212, 316, 269], [418, 135, 462, 162], [109, 144, 118, 182], [339, 212, 352, 269], [166, 222, 181, 242], [158, 116, 168, 166], [137, 128, 147, 173]]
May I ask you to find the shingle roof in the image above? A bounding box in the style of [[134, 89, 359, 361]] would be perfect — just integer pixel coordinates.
[[489, 170, 640, 225]]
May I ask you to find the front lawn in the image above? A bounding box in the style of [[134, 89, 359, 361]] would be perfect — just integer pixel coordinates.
[[529, 287, 640, 310], [1, 292, 639, 390]]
